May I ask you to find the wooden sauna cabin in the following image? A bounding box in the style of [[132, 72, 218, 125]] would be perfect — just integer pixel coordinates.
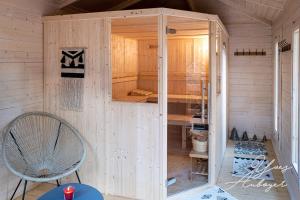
[[43, 8, 228, 200]]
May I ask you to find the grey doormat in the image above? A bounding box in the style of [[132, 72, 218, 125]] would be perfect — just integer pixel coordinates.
[[234, 141, 267, 156], [232, 156, 274, 180]]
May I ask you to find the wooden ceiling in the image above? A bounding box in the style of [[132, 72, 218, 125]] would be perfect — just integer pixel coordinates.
[[217, 0, 287, 25], [60, 0, 288, 26]]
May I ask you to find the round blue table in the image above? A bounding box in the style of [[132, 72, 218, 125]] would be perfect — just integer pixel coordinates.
[[38, 183, 104, 200]]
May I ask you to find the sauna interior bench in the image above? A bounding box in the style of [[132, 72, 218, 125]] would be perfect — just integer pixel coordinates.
[[113, 94, 208, 104], [147, 94, 208, 103], [167, 114, 193, 125], [189, 150, 209, 159], [113, 95, 149, 102], [168, 114, 193, 150]]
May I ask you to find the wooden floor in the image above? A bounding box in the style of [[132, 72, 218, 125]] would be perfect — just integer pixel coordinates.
[[167, 154, 208, 196], [15, 140, 290, 200], [217, 140, 290, 200]]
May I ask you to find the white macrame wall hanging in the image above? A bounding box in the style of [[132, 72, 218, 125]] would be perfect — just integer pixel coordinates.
[[59, 48, 85, 111]]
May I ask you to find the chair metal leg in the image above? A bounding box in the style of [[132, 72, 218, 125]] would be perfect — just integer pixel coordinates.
[[10, 179, 22, 200], [56, 180, 60, 187], [22, 180, 27, 200], [75, 170, 81, 184]]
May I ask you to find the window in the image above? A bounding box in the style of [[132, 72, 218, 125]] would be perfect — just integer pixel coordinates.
[[274, 42, 279, 133], [111, 17, 158, 103], [292, 28, 299, 172]]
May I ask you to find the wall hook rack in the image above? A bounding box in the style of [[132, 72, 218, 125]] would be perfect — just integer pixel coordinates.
[[234, 49, 266, 56]]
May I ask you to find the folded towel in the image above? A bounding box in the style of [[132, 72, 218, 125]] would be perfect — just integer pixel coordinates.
[[129, 89, 153, 96]]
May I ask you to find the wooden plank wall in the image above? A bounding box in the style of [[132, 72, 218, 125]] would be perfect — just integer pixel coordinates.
[[44, 18, 161, 200], [106, 103, 160, 199], [138, 37, 209, 94], [228, 23, 273, 139], [206, 22, 229, 184], [44, 18, 107, 190], [215, 26, 229, 181], [137, 39, 159, 92], [112, 34, 138, 98], [0, 1, 58, 199], [208, 21, 218, 184], [272, 0, 300, 199]]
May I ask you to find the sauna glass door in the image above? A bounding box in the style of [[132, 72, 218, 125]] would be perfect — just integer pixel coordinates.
[[166, 16, 210, 196]]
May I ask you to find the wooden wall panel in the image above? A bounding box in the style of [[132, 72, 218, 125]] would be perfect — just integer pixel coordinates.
[[228, 23, 273, 139], [111, 35, 138, 78], [168, 39, 194, 74], [208, 21, 218, 184], [138, 37, 209, 95], [124, 38, 138, 74], [272, 1, 300, 199], [112, 34, 125, 77], [44, 19, 107, 191], [111, 34, 138, 98], [0, 1, 58, 199], [112, 80, 137, 98], [215, 26, 229, 183], [137, 39, 159, 92], [107, 103, 160, 199]]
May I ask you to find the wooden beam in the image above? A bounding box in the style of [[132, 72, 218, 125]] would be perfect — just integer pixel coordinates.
[[63, 5, 89, 13], [218, 0, 272, 26], [245, 0, 284, 11], [186, 0, 197, 11], [56, 0, 78, 9], [107, 0, 142, 11]]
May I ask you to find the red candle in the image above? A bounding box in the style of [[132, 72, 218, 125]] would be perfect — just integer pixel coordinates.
[[64, 186, 75, 200]]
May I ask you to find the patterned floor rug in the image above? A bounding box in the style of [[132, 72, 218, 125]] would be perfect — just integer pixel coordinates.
[[234, 141, 267, 156], [190, 186, 238, 200], [232, 157, 274, 180]]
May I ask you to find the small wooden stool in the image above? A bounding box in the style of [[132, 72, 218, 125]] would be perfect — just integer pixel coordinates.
[[189, 150, 208, 181]]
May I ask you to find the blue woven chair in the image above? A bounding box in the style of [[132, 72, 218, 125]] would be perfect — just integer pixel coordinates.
[[2, 112, 86, 200]]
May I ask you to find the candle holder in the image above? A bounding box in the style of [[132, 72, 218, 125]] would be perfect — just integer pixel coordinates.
[[64, 186, 75, 200]]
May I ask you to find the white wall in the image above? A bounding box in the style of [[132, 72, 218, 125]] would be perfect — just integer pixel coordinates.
[[0, 0, 57, 199], [228, 23, 273, 139], [272, 0, 300, 199]]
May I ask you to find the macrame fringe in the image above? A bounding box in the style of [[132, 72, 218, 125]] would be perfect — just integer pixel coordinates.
[[60, 78, 84, 111]]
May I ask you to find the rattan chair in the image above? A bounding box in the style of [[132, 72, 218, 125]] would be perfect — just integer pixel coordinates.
[[2, 112, 86, 200]]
